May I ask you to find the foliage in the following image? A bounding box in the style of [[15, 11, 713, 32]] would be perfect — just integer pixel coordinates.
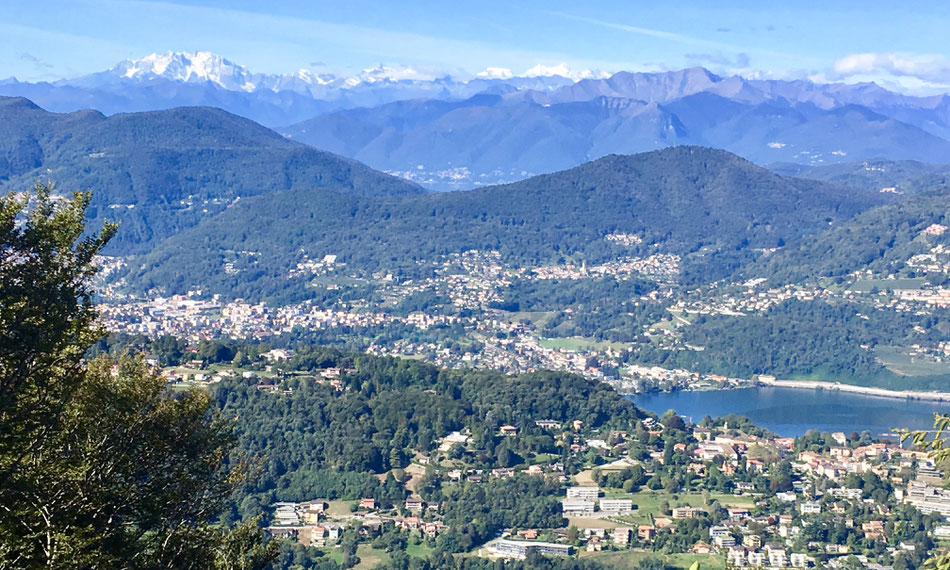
[[901, 413, 950, 570], [630, 300, 900, 384], [751, 187, 950, 284], [0, 184, 116, 492], [129, 147, 883, 298], [0, 185, 274, 568], [214, 349, 644, 502], [0, 98, 421, 254]]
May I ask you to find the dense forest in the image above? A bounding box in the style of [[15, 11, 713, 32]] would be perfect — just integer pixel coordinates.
[[213, 346, 644, 502], [628, 299, 950, 388], [749, 188, 950, 284]]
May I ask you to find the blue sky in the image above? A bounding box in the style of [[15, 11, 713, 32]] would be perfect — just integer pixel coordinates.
[[4, 0, 950, 93]]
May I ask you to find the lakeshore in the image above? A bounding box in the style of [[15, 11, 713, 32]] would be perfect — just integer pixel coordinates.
[[756, 376, 950, 402], [628, 386, 948, 437]]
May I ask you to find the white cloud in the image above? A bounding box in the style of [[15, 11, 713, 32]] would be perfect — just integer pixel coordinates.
[[522, 63, 608, 81], [831, 52, 950, 83], [477, 67, 513, 80]]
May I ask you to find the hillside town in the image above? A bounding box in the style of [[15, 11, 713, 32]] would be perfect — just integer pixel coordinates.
[[245, 379, 950, 568], [95, 234, 950, 398]]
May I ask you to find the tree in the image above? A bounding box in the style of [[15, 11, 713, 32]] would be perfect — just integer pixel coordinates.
[[0, 185, 275, 568], [0, 184, 116, 484], [902, 414, 950, 570], [660, 410, 686, 432]]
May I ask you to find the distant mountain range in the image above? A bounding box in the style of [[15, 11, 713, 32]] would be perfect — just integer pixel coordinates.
[[5, 53, 950, 190], [0, 52, 581, 127], [0, 96, 421, 253], [282, 91, 950, 190]]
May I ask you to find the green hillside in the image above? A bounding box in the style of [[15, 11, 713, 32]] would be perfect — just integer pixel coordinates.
[[0, 97, 422, 253], [770, 158, 950, 195], [749, 188, 950, 284], [128, 146, 886, 298]]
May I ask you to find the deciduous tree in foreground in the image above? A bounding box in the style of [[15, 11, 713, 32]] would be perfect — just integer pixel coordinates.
[[0, 184, 275, 569]]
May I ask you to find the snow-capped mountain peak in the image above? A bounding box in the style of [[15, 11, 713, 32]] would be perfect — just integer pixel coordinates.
[[113, 51, 260, 91]]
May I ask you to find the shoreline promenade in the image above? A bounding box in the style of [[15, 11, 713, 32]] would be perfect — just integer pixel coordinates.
[[756, 377, 950, 403]]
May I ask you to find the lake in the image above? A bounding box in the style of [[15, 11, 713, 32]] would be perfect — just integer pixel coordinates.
[[628, 386, 949, 437]]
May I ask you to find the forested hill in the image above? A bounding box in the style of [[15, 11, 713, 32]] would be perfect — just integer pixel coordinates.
[[213, 346, 645, 486], [0, 96, 423, 253], [747, 187, 950, 285], [770, 158, 950, 195], [204, 344, 645, 550], [128, 146, 888, 299]]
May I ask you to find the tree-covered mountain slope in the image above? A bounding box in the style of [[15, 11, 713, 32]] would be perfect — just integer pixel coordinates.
[[283, 92, 950, 190], [0, 97, 422, 253], [770, 158, 950, 195], [127, 146, 887, 298], [747, 187, 950, 285]]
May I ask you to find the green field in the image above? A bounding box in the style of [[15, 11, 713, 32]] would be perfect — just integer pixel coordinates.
[[565, 485, 755, 526], [539, 337, 633, 352], [405, 541, 434, 559], [354, 544, 391, 568], [324, 499, 355, 516], [605, 491, 754, 525], [849, 278, 925, 292], [503, 310, 557, 327], [580, 550, 725, 569], [876, 346, 950, 377], [315, 544, 395, 569], [316, 547, 343, 565]]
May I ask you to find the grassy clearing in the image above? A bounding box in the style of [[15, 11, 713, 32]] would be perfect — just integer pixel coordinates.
[[849, 278, 925, 292], [405, 541, 434, 559], [567, 517, 622, 529], [876, 346, 950, 377], [580, 550, 724, 569], [574, 469, 597, 486], [316, 547, 343, 564], [354, 544, 391, 568], [539, 337, 633, 352], [325, 499, 354, 516]]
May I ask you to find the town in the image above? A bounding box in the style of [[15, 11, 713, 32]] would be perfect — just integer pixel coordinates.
[[96, 222, 950, 397], [240, 375, 950, 568]]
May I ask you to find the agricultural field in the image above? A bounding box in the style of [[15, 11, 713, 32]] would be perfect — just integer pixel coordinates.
[[848, 278, 926, 293], [539, 337, 634, 352], [579, 550, 725, 569], [876, 346, 950, 376]]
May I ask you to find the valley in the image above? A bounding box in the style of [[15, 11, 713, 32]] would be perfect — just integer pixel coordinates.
[[4, 32, 950, 567]]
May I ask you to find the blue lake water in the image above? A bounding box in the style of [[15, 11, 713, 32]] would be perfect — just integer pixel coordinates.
[[627, 387, 949, 437]]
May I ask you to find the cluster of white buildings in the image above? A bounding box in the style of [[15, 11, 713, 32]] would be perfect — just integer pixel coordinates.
[[531, 254, 680, 280]]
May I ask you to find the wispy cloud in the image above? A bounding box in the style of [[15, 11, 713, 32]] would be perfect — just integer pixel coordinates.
[[553, 12, 798, 64], [18, 52, 53, 69], [553, 12, 744, 52], [685, 52, 751, 69]]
